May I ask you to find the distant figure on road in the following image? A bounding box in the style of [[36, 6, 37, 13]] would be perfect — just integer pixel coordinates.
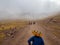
[[29, 21, 36, 25], [28, 30, 44, 45], [33, 22, 35, 24]]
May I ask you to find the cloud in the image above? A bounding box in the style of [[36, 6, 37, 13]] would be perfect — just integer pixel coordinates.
[[0, 0, 60, 20]]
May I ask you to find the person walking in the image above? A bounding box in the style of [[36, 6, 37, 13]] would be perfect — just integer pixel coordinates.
[[28, 30, 44, 45]]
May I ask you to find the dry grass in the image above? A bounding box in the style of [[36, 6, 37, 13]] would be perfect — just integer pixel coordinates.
[[0, 20, 28, 44], [38, 14, 60, 39]]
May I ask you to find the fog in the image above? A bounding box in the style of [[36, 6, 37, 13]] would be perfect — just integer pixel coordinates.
[[0, 0, 60, 20]]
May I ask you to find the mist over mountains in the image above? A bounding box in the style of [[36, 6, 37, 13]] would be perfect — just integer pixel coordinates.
[[0, 0, 60, 20]]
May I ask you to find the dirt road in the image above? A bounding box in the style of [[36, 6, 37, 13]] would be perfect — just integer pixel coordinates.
[[1, 23, 60, 45]]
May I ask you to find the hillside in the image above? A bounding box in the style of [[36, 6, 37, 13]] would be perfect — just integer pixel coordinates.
[[37, 14, 60, 45], [0, 14, 60, 45]]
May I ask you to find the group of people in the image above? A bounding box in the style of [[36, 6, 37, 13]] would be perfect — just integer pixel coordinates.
[[28, 30, 44, 45]]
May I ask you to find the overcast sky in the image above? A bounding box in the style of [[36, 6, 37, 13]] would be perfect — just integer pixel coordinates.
[[0, 0, 60, 20]]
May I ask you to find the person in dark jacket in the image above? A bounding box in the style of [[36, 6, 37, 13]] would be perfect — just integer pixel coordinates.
[[28, 31, 44, 45]]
